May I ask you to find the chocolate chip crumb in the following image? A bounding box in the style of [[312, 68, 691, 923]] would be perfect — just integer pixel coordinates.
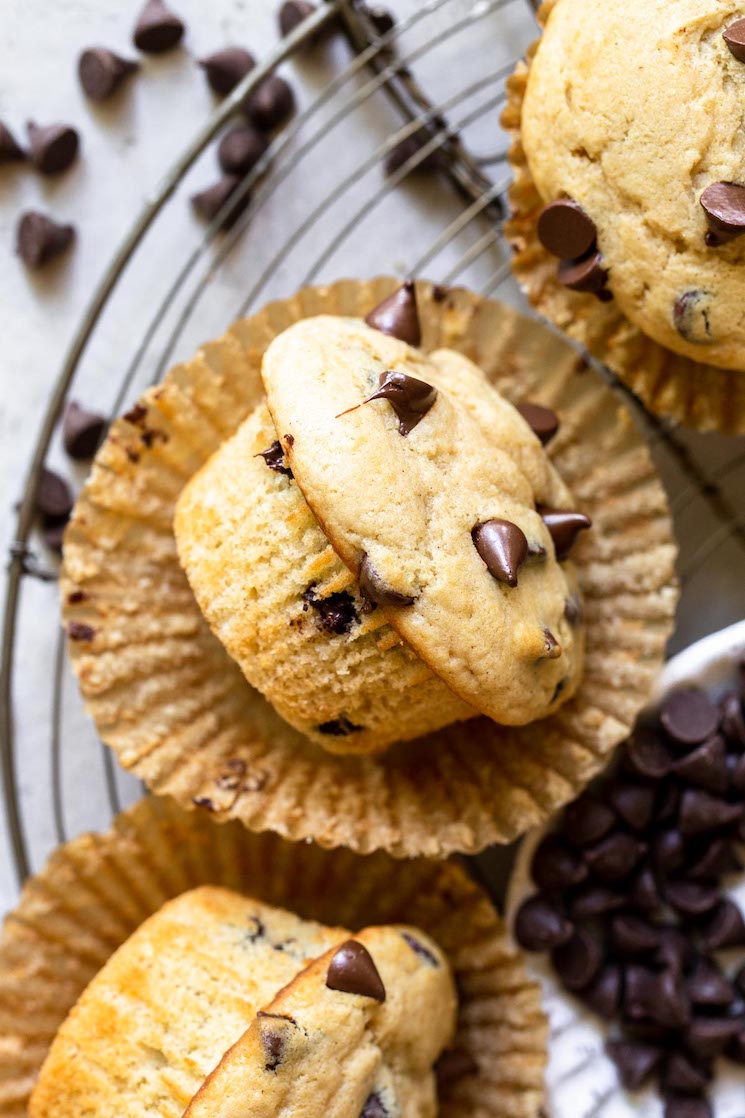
[[256, 440, 293, 477], [302, 586, 358, 635]]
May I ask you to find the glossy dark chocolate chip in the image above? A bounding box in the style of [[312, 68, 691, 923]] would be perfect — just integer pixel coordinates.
[[652, 827, 686, 873], [67, 621, 95, 641], [624, 729, 673, 779], [360, 1092, 387, 1118], [358, 554, 415, 607], [36, 468, 73, 520], [199, 47, 255, 96], [626, 965, 690, 1029], [537, 199, 597, 260], [655, 779, 682, 823], [326, 940, 385, 1001], [363, 370, 437, 436], [569, 886, 624, 919], [663, 1053, 712, 1094], [302, 587, 358, 635], [364, 281, 421, 346], [700, 181, 745, 245], [608, 781, 655, 832], [664, 1095, 712, 1118], [472, 519, 528, 588], [552, 927, 603, 991], [401, 932, 439, 966], [557, 250, 610, 297], [514, 894, 573, 952], [582, 963, 622, 1018], [191, 175, 248, 230], [78, 48, 139, 101], [538, 506, 592, 560], [606, 1039, 662, 1091], [673, 291, 712, 345], [688, 1016, 743, 1057], [0, 122, 25, 163], [63, 402, 106, 461], [610, 912, 660, 956], [218, 124, 268, 176], [16, 211, 75, 269], [585, 832, 645, 883], [724, 18, 745, 62], [687, 837, 741, 880], [679, 789, 741, 836], [563, 794, 616, 846], [27, 122, 79, 175], [257, 440, 292, 477], [531, 834, 587, 891], [699, 898, 745, 949], [516, 401, 560, 446], [656, 927, 694, 976], [673, 734, 728, 793], [629, 866, 662, 911], [384, 131, 442, 177], [721, 689, 745, 746], [317, 717, 363, 736], [665, 880, 720, 917], [133, 0, 185, 52], [687, 956, 734, 1008], [244, 75, 296, 131], [661, 689, 719, 749]]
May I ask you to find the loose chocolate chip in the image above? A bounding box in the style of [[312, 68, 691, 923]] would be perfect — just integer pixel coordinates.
[[729, 1028, 745, 1064], [665, 880, 720, 917], [688, 1016, 743, 1057], [302, 587, 358, 635], [687, 837, 741, 880], [362, 370, 437, 436], [570, 886, 624, 919], [191, 175, 248, 230], [358, 554, 415, 607], [16, 211, 75, 269], [199, 47, 255, 96], [664, 1095, 712, 1118], [244, 75, 295, 131], [606, 1039, 663, 1091], [687, 956, 734, 1008], [736, 961, 745, 998], [656, 779, 682, 823], [516, 401, 560, 446], [724, 18, 745, 62], [41, 517, 67, 553], [472, 518, 529, 588], [627, 965, 690, 1029], [661, 689, 719, 749], [365, 281, 421, 346], [721, 690, 745, 746], [552, 927, 603, 991], [78, 48, 138, 101], [360, 1092, 387, 1118], [326, 940, 386, 1001], [624, 729, 673, 780], [585, 832, 645, 883], [317, 717, 363, 736], [563, 794, 616, 846], [27, 122, 79, 174], [531, 834, 587, 891], [67, 621, 95, 641], [35, 467, 73, 520], [674, 735, 729, 794], [537, 507, 591, 561], [673, 291, 712, 345], [700, 181, 745, 245], [652, 828, 687, 873], [537, 199, 597, 260], [699, 898, 745, 949], [608, 781, 655, 832], [514, 894, 573, 952], [557, 250, 610, 298], [629, 866, 662, 911], [63, 402, 106, 461], [257, 440, 292, 477], [582, 963, 622, 1018], [435, 1048, 479, 1085], [679, 789, 741, 836], [384, 131, 442, 177], [663, 1053, 712, 1094], [133, 0, 185, 52], [218, 124, 268, 176], [0, 122, 25, 163], [279, 0, 316, 37], [401, 932, 439, 966], [655, 927, 693, 975], [611, 912, 660, 956], [731, 754, 745, 795]]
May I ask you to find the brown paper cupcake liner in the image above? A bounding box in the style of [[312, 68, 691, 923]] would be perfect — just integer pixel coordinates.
[[0, 795, 546, 1118], [503, 0, 745, 435], [60, 277, 678, 858]]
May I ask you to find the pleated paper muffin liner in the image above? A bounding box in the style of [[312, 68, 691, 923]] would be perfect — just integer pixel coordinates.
[[0, 795, 546, 1118], [503, 0, 745, 436], [60, 277, 678, 858], [504, 621, 745, 1118]]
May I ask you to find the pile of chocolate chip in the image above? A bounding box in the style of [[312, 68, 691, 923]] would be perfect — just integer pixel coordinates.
[[515, 672, 745, 1118]]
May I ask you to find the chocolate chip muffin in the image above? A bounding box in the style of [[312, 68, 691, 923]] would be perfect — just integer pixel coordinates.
[[31, 886, 456, 1118], [505, 0, 745, 430], [175, 302, 588, 753]]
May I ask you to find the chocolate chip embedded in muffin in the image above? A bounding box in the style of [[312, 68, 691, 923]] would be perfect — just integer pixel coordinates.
[[516, 402, 560, 446], [316, 717, 364, 736], [700, 182, 745, 246], [361, 370, 437, 436], [673, 291, 713, 345], [256, 440, 293, 477], [326, 940, 386, 1001], [472, 518, 529, 588], [302, 585, 358, 635], [364, 281, 421, 345], [537, 199, 597, 260], [724, 18, 745, 62]]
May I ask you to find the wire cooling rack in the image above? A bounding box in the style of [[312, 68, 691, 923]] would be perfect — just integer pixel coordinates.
[[3, 0, 745, 889]]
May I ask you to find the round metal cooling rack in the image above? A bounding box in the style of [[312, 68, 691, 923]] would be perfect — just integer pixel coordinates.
[[3, 0, 745, 892]]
